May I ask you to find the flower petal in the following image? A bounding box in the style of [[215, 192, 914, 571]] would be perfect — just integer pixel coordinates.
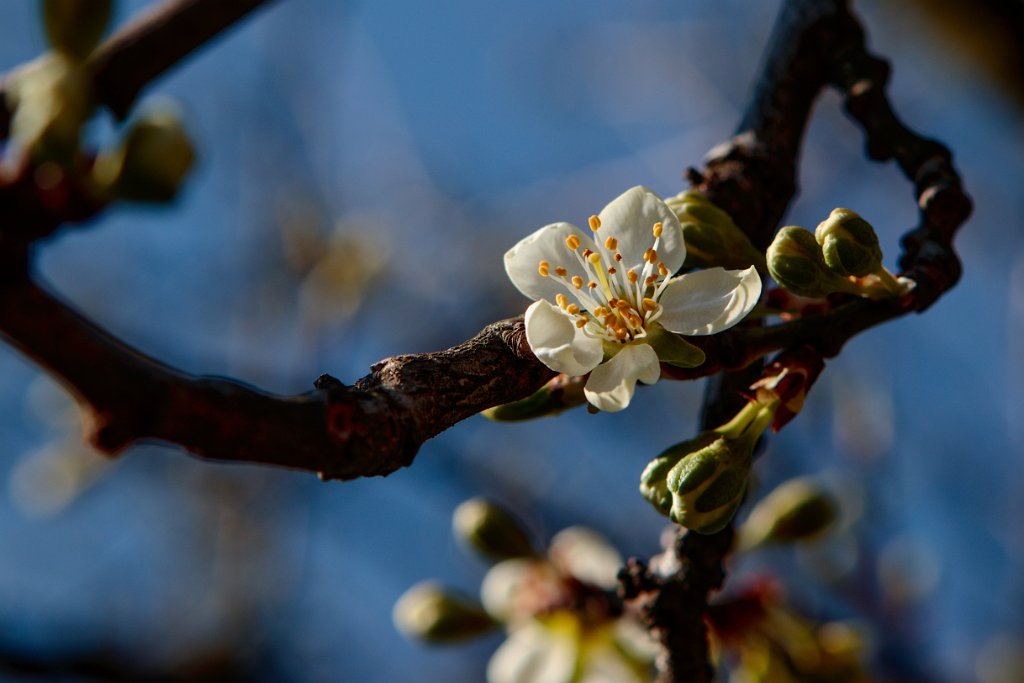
[[657, 266, 761, 336], [597, 186, 686, 274], [548, 527, 622, 590], [488, 622, 577, 683], [525, 301, 604, 376], [583, 344, 661, 412], [505, 222, 597, 304]]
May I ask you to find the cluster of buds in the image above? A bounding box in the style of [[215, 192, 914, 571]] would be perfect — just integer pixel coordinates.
[[4, 1, 194, 204], [665, 190, 767, 271], [766, 209, 910, 300], [395, 498, 656, 683], [641, 358, 819, 534]]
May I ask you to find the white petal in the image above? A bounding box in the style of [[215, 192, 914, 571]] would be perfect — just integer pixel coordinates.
[[505, 222, 598, 304], [583, 344, 661, 412], [597, 186, 686, 274], [481, 558, 553, 621], [548, 527, 622, 590], [525, 301, 604, 376], [657, 266, 761, 336], [488, 623, 577, 683]]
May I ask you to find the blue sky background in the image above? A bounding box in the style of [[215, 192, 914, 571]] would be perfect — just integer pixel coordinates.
[[1, 1, 1022, 681]]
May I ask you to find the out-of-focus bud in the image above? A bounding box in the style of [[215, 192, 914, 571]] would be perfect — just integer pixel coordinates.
[[42, 0, 114, 61], [666, 436, 750, 534], [482, 375, 585, 421], [736, 477, 838, 551], [767, 226, 858, 299], [815, 208, 883, 278], [453, 498, 535, 562], [665, 191, 767, 271], [393, 582, 497, 643], [6, 54, 92, 163], [93, 103, 196, 202]]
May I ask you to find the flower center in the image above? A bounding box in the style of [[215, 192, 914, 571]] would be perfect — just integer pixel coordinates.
[[538, 215, 673, 343]]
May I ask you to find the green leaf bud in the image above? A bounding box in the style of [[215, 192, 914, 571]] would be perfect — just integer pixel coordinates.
[[93, 103, 196, 202], [42, 0, 113, 61], [767, 226, 857, 298], [815, 208, 883, 278], [666, 191, 766, 271], [736, 477, 838, 551], [393, 582, 497, 643], [452, 497, 535, 562], [481, 376, 584, 421], [666, 436, 751, 534]]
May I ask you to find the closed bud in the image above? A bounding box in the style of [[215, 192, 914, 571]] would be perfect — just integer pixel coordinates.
[[737, 477, 838, 551], [640, 432, 718, 515], [482, 376, 584, 421], [393, 582, 497, 643], [815, 208, 883, 277], [93, 104, 196, 202], [6, 54, 92, 163], [666, 191, 766, 271], [453, 498, 535, 561], [666, 437, 751, 534], [42, 0, 113, 61], [767, 226, 856, 298]]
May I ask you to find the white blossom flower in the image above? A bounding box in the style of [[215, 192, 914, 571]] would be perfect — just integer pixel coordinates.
[[505, 186, 762, 412]]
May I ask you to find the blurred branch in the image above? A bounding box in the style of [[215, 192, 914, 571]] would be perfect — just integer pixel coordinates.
[[0, 0, 277, 137]]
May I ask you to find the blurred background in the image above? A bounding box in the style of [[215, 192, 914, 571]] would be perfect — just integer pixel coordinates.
[[1, 0, 1022, 680]]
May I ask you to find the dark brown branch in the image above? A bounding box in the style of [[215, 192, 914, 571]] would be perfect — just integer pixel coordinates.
[[0, 0, 277, 138], [0, 275, 551, 480]]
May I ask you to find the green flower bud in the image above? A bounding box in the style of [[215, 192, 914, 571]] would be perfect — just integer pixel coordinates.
[[666, 191, 766, 271], [482, 376, 585, 421], [453, 498, 535, 561], [737, 477, 838, 551], [767, 226, 857, 298], [42, 0, 113, 61], [93, 104, 196, 202], [393, 582, 498, 643], [6, 55, 93, 164], [640, 432, 718, 515], [666, 436, 750, 534], [815, 208, 883, 278]]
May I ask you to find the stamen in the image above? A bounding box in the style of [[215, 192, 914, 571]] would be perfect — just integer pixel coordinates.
[[566, 303, 580, 315], [614, 300, 631, 311], [571, 276, 583, 288], [588, 215, 601, 231], [614, 253, 623, 262], [538, 261, 550, 277], [627, 269, 639, 284], [575, 319, 588, 328], [556, 293, 568, 309], [644, 248, 658, 264], [587, 281, 598, 289], [566, 235, 581, 250], [608, 266, 617, 275], [603, 314, 617, 327], [653, 222, 663, 237], [555, 266, 568, 277], [645, 275, 658, 287], [658, 263, 669, 277], [604, 236, 618, 250], [642, 298, 658, 312], [582, 248, 593, 258]]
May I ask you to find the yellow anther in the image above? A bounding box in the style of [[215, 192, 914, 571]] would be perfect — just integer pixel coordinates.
[[629, 314, 642, 327], [587, 281, 598, 289], [645, 275, 658, 287], [588, 215, 601, 231], [653, 222, 663, 237], [565, 235, 581, 250], [566, 303, 580, 315], [571, 275, 583, 288], [615, 299, 631, 311], [555, 266, 568, 277], [642, 297, 658, 312], [587, 252, 601, 265], [604, 236, 618, 250], [644, 248, 658, 264], [658, 262, 669, 276], [556, 293, 568, 309], [627, 269, 639, 284], [575, 319, 588, 328], [603, 314, 617, 327], [538, 261, 550, 277], [593, 306, 609, 317]]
